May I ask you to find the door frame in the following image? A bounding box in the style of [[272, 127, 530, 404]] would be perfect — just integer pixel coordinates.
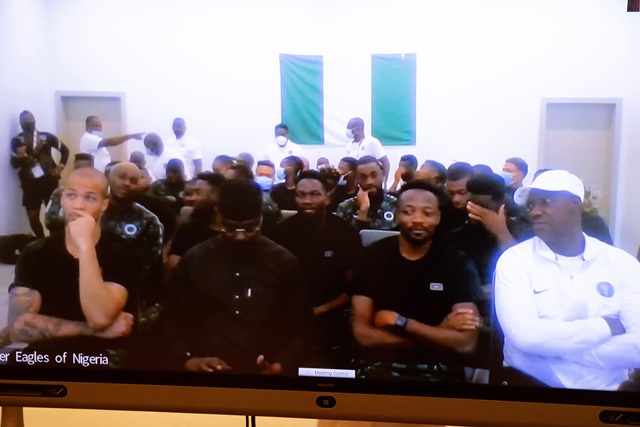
[[538, 97, 622, 239], [54, 90, 127, 146]]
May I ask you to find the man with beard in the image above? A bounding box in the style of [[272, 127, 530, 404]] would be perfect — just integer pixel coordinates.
[[102, 162, 164, 308], [0, 168, 139, 364], [167, 172, 225, 271], [271, 170, 362, 368], [150, 158, 186, 215], [336, 156, 397, 231], [351, 180, 483, 381], [11, 111, 70, 238], [495, 170, 640, 390], [168, 179, 314, 374]]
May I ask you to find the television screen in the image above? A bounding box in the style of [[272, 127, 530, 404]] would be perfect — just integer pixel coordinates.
[[1, 1, 640, 426]]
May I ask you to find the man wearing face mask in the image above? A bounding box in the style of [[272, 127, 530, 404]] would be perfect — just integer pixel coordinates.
[[79, 115, 144, 173], [502, 157, 534, 242], [336, 156, 397, 231], [143, 133, 186, 180], [344, 117, 390, 185], [252, 160, 283, 236], [11, 111, 70, 238], [329, 157, 359, 212], [167, 179, 314, 374], [270, 156, 303, 211], [262, 123, 305, 170]]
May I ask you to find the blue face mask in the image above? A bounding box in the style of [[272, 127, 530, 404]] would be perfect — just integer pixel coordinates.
[[337, 171, 350, 186], [276, 168, 286, 181], [255, 175, 273, 191], [501, 171, 516, 187]]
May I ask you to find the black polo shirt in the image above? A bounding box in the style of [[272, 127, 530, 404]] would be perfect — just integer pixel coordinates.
[[352, 236, 482, 365], [169, 235, 314, 373], [271, 213, 362, 349]]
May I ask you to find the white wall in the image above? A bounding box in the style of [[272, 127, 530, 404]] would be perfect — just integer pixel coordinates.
[[2, 0, 640, 253], [0, 0, 54, 235]]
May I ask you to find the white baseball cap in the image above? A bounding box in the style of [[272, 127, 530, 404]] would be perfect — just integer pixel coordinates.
[[513, 170, 585, 205]]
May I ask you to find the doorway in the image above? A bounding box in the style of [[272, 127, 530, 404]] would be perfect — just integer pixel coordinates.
[[538, 98, 621, 236], [55, 92, 126, 183]]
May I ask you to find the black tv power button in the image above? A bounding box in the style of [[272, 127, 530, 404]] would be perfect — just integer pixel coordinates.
[[316, 396, 336, 409]]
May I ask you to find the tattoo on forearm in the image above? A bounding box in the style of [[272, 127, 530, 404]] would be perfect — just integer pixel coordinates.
[[12, 314, 84, 343]]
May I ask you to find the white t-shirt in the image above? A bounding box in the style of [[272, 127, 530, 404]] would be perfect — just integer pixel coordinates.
[[344, 136, 386, 160], [79, 131, 111, 172], [495, 234, 640, 390], [165, 134, 203, 179], [146, 147, 186, 181], [262, 140, 305, 167]]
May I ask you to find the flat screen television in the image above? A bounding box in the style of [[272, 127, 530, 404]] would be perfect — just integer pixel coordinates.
[[1, 1, 640, 426]]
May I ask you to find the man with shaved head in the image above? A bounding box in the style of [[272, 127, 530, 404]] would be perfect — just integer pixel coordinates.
[[344, 117, 390, 184], [0, 168, 141, 363]]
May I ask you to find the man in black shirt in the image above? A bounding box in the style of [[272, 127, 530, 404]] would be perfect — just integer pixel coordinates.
[[444, 162, 475, 231], [270, 155, 303, 211], [329, 157, 358, 212], [0, 168, 140, 363], [169, 179, 314, 374], [271, 170, 362, 368], [351, 180, 483, 381], [167, 172, 225, 271], [10, 111, 70, 238]]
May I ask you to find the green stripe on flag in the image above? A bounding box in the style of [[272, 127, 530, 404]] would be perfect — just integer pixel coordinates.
[[371, 53, 416, 146], [279, 54, 324, 145]]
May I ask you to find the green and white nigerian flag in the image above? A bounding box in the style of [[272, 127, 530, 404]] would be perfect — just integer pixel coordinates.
[[280, 53, 416, 147]]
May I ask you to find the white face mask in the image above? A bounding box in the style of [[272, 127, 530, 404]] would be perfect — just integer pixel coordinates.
[[275, 136, 288, 147], [345, 129, 355, 139], [92, 130, 104, 138]]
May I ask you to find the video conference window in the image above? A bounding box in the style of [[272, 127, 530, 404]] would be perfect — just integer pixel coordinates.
[[1, 0, 638, 396]]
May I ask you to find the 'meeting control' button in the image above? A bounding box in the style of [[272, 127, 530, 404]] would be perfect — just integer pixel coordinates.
[[316, 396, 336, 409]]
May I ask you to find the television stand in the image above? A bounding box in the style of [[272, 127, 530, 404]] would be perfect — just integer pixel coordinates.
[[1, 407, 24, 427]]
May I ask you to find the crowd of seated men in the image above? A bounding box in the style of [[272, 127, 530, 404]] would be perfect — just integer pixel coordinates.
[[5, 118, 635, 390]]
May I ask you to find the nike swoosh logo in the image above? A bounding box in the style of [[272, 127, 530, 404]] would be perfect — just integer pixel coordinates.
[[533, 289, 550, 294]]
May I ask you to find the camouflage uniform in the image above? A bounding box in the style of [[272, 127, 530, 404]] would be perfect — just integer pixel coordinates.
[[336, 193, 398, 231], [44, 187, 64, 235], [101, 203, 164, 267]]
